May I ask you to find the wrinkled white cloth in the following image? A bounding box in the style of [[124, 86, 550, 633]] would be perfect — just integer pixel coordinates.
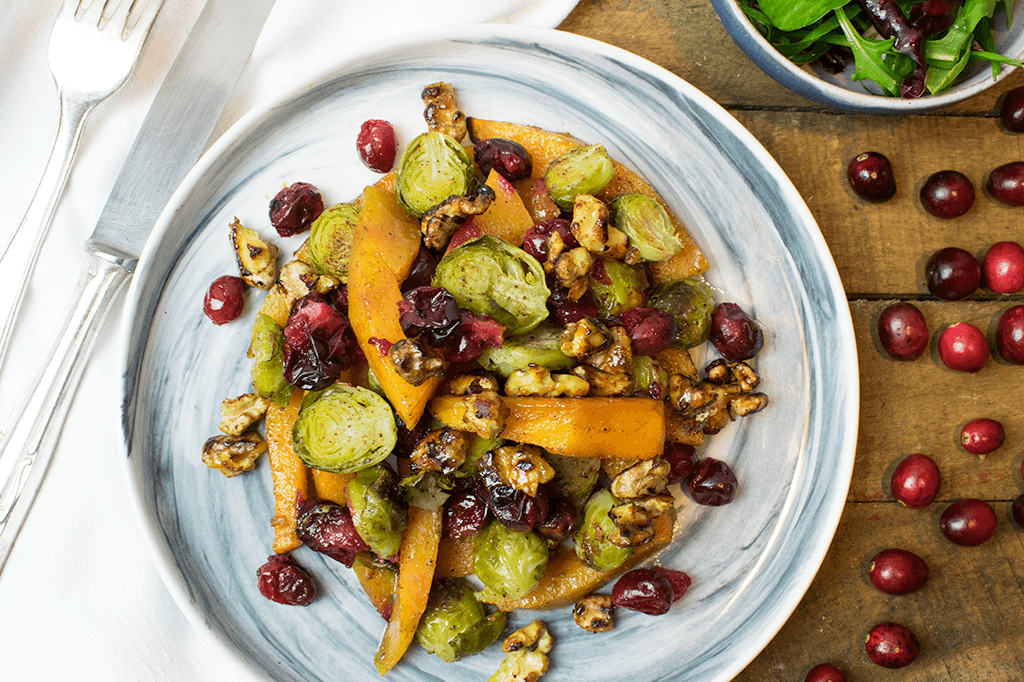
[[0, 1, 575, 678]]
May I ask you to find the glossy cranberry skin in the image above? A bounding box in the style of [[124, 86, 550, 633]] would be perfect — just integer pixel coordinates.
[[443, 310, 504, 363], [356, 119, 397, 173], [536, 498, 580, 542], [940, 498, 998, 546], [804, 663, 847, 682], [1000, 86, 1024, 132], [401, 247, 438, 292], [877, 302, 929, 360], [708, 302, 763, 361], [522, 219, 575, 263], [960, 418, 1005, 456], [920, 170, 975, 218], [651, 566, 691, 601], [663, 442, 699, 484], [546, 273, 601, 326], [481, 467, 549, 533], [397, 286, 462, 347], [865, 622, 920, 668], [611, 568, 675, 615], [282, 292, 360, 390], [868, 548, 929, 595], [890, 454, 940, 509], [256, 554, 316, 606], [925, 247, 981, 300], [996, 305, 1024, 364], [688, 457, 738, 506], [938, 322, 989, 373], [620, 307, 677, 356], [203, 275, 245, 324], [443, 486, 490, 539], [269, 182, 324, 237], [1012, 494, 1024, 528], [847, 151, 896, 202], [474, 138, 533, 182], [982, 241, 1024, 294], [987, 161, 1024, 206], [295, 498, 369, 567]]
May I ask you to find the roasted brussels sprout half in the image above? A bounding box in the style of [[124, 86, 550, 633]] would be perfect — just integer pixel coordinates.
[[415, 578, 507, 662], [433, 235, 550, 335], [631, 354, 668, 399], [347, 463, 408, 560], [611, 193, 684, 262], [545, 144, 614, 211], [476, 324, 573, 377], [587, 257, 648, 317], [544, 451, 601, 508], [250, 314, 291, 406], [647, 278, 715, 349], [395, 131, 476, 218], [291, 384, 397, 473], [575, 488, 633, 572], [457, 433, 503, 478], [306, 202, 358, 280], [474, 520, 549, 600]]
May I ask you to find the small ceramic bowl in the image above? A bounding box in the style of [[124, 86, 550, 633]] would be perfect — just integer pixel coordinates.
[[709, 0, 1024, 114]]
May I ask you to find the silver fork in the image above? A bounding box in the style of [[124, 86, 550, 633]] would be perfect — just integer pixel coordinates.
[[0, 0, 165, 374]]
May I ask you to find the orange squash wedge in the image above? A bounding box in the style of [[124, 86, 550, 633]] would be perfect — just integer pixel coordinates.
[[265, 388, 309, 553]]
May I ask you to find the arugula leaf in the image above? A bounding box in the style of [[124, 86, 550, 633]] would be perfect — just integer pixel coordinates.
[[833, 6, 902, 95], [757, 0, 851, 31]]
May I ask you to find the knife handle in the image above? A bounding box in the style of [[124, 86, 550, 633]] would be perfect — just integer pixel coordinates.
[[0, 253, 129, 574]]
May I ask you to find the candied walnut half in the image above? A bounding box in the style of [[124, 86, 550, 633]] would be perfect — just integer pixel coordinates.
[[584, 325, 632, 374], [560, 318, 608, 359], [389, 338, 445, 386], [491, 620, 553, 682], [202, 432, 267, 477], [668, 360, 768, 435], [609, 457, 671, 499], [448, 372, 501, 396], [441, 390, 509, 440], [420, 185, 495, 251], [219, 393, 271, 436], [410, 427, 470, 475], [489, 444, 556, 497], [505, 365, 590, 398], [552, 247, 593, 302], [230, 218, 278, 290], [570, 194, 609, 254], [422, 81, 467, 140], [572, 365, 631, 397], [573, 594, 615, 633], [607, 493, 675, 547]]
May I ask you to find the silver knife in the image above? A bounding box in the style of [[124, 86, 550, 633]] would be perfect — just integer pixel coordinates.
[[0, 0, 277, 574]]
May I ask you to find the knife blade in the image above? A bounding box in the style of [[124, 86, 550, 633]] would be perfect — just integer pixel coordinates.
[[0, 0, 277, 574]]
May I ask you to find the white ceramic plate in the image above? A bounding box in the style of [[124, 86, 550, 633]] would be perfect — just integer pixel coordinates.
[[120, 25, 858, 682]]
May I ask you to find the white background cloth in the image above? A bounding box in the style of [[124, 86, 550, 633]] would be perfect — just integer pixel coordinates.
[[0, 1, 576, 678]]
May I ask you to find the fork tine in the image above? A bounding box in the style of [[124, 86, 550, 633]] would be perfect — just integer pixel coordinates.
[[74, 0, 110, 28], [119, 0, 165, 44]]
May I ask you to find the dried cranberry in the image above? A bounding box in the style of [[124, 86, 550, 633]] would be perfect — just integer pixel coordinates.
[[203, 275, 245, 325], [444, 311, 504, 363], [486, 483, 549, 533], [688, 457, 738, 506], [908, 0, 959, 35], [522, 219, 575, 263], [847, 151, 896, 203], [865, 622, 920, 668], [445, 219, 484, 255], [546, 272, 600, 326], [709, 302, 763, 361], [474, 138, 533, 182], [443, 486, 490, 539], [256, 554, 316, 606], [269, 182, 324, 237], [398, 286, 462, 347], [536, 497, 580, 542], [356, 119, 398, 173], [393, 414, 432, 458], [282, 292, 360, 390], [920, 170, 974, 219], [663, 442, 699, 484], [620, 307, 677, 356], [295, 497, 369, 567], [650, 566, 691, 601], [611, 567, 675, 615], [401, 247, 439, 293]]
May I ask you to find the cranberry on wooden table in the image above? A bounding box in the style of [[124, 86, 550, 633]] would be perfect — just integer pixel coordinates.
[[959, 418, 1005, 458], [256, 554, 316, 606], [1012, 494, 1024, 528], [986, 161, 1024, 206], [925, 247, 980, 300], [890, 453, 940, 509], [865, 622, 921, 669], [1000, 86, 1024, 132], [996, 305, 1024, 364], [920, 170, 975, 218], [269, 181, 323, 237], [940, 498, 998, 546], [938, 322, 989, 373], [356, 119, 397, 173], [982, 241, 1024, 294], [847, 151, 896, 202], [868, 548, 929, 595], [877, 302, 929, 360], [803, 663, 846, 682], [203, 275, 245, 325]]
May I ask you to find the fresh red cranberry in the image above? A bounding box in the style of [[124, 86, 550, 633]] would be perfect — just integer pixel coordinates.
[[612, 568, 675, 615], [982, 241, 1024, 294], [650, 566, 691, 602], [397, 286, 462, 347], [847, 151, 896, 202], [940, 498, 997, 546], [708, 302, 763, 361], [443, 310, 504, 363], [986, 161, 1024, 206], [865, 622, 920, 668], [663, 442, 699, 484], [536, 498, 580, 542], [938, 322, 989, 372], [920, 170, 975, 218], [522, 219, 575, 263], [688, 457, 738, 506], [996, 305, 1024, 364], [1000, 86, 1024, 132], [474, 138, 533, 182], [443, 486, 490, 539], [356, 119, 397, 173], [1012, 494, 1024, 528], [269, 182, 324, 237], [960, 418, 1005, 457], [877, 302, 929, 360], [868, 548, 929, 595], [295, 498, 369, 567], [890, 453, 940, 509], [804, 663, 847, 682], [256, 554, 316, 606], [620, 307, 677, 356], [203, 275, 245, 324], [925, 247, 981, 300]]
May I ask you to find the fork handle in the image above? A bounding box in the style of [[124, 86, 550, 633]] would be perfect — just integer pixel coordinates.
[[0, 91, 94, 373], [0, 252, 129, 574]]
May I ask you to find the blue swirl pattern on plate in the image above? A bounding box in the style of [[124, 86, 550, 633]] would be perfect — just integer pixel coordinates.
[[120, 25, 858, 682]]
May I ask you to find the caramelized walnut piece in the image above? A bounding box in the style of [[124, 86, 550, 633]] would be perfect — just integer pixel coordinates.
[[553, 247, 594, 301], [490, 444, 556, 497], [570, 194, 610, 254], [584, 325, 632, 373], [491, 620, 553, 682], [505, 365, 590, 398], [609, 457, 671, 499], [422, 81, 467, 140], [606, 493, 675, 547], [230, 218, 278, 290], [202, 432, 267, 477], [449, 372, 501, 396], [410, 427, 471, 475], [219, 393, 271, 436], [389, 338, 445, 386], [572, 365, 632, 397], [668, 360, 768, 435], [420, 185, 495, 250], [441, 390, 510, 440], [560, 318, 608, 359], [573, 594, 615, 633]]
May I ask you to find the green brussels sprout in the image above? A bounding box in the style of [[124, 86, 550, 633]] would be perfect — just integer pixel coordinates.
[[544, 451, 601, 508], [250, 314, 291, 406], [611, 193, 684, 262], [399, 469, 453, 511], [365, 363, 385, 397], [574, 488, 633, 572], [473, 520, 549, 600], [456, 434, 503, 478], [306, 202, 358, 280], [476, 324, 572, 377], [415, 578, 507, 662], [432, 235, 550, 335], [347, 463, 408, 560], [587, 257, 648, 317], [395, 131, 476, 218], [647, 277, 715, 349], [291, 384, 397, 473], [631, 355, 668, 399], [544, 144, 614, 211]]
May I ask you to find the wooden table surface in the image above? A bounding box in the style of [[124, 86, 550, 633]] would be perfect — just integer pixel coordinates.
[[558, 1, 1024, 680]]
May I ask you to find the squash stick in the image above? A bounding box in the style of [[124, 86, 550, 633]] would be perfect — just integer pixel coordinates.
[[264, 388, 309, 553]]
